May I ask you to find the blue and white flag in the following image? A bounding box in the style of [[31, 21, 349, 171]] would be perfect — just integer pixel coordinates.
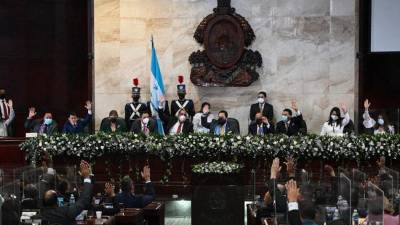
[[150, 37, 166, 135]]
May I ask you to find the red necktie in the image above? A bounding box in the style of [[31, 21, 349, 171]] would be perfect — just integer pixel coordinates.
[[176, 122, 183, 134], [2, 100, 9, 120]]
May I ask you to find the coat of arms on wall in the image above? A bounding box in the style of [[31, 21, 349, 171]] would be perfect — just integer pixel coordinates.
[[189, 0, 263, 87]]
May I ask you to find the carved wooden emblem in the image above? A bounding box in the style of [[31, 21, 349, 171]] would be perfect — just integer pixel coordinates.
[[189, 0, 262, 87]]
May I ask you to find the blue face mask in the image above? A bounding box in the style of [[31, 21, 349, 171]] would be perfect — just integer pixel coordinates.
[[44, 118, 53, 125], [281, 115, 288, 122]]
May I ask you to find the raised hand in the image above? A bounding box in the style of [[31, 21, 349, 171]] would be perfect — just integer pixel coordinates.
[[104, 182, 116, 197], [285, 180, 300, 202], [85, 101, 92, 111], [270, 158, 281, 179], [28, 107, 37, 119], [291, 100, 298, 112], [7, 99, 13, 109], [376, 156, 385, 170], [340, 103, 348, 113], [324, 165, 336, 177], [79, 160, 91, 179], [364, 99, 371, 110], [141, 165, 151, 182], [284, 156, 296, 178], [262, 116, 269, 124]]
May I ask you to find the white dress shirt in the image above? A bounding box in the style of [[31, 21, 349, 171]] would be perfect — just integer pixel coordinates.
[[0, 107, 15, 137], [320, 112, 350, 136], [169, 121, 182, 135]]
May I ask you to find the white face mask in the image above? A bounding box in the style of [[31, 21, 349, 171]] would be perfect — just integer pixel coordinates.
[[257, 98, 265, 104], [142, 118, 149, 124], [331, 115, 338, 121], [377, 118, 384, 125], [179, 115, 186, 122]]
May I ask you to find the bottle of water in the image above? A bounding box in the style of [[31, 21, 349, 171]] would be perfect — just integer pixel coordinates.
[[69, 194, 75, 204], [352, 209, 359, 225], [333, 208, 340, 221]]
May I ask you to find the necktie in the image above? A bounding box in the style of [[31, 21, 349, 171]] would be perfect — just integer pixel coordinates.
[[258, 126, 264, 136], [1, 100, 8, 120], [143, 123, 149, 135], [220, 125, 225, 135], [176, 122, 183, 134]]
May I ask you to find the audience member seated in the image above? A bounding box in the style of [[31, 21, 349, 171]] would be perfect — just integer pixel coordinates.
[[201, 110, 240, 135], [116, 165, 155, 208], [41, 160, 93, 225], [320, 104, 350, 136], [362, 99, 395, 135], [131, 111, 156, 135], [21, 184, 39, 210], [276, 101, 307, 136], [249, 112, 274, 135], [1, 195, 20, 225], [193, 102, 214, 133], [286, 180, 318, 225], [249, 91, 274, 122], [99, 110, 127, 133], [62, 101, 92, 134], [24, 107, 58, 135], [100, 182, 119, 215], [159, 108, 193, 135]]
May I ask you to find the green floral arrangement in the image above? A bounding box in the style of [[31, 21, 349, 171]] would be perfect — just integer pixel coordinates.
[[19, 132, 400, 162], [192, 161, 243, 174]]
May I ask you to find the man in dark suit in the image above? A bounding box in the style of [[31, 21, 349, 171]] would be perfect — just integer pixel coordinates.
[[248, 112, 274, 135], [147, 96, 170, 133], [125, 79, 148, 130], [286, 180, 318, 225], [201, 110, 240, 135], [100, 110, 127, 133], [159, 108, 193, 135], [116, 165, 155, 208], [170, 76, 195, 120], [276, 101, 307, 136], [249, 91, 274, 122], [131, 111, 156, 135], [24, 107, 58, 135], [41, 160, 93, 225], [62, 101, 92, 134]]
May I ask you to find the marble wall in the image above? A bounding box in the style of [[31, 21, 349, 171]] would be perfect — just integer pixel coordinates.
[[94, 0, 358, 134]]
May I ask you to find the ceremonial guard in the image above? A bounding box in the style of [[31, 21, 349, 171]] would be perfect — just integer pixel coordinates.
[[124, 78, 148, 130], [170, 76, 195, 120]]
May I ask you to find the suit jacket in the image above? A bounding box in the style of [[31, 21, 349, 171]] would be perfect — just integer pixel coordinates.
[[275, 114, 306, 136], [125, 102, 148, 130], [288, 209, 302, 225], [158, 108, 193, 135], [24, 119, 58, 135], [170, 99, 195, 118], [41, 182, 93, 225], [62, 113, 92, 134], [131, 118, 156, 134], [147, 101, 170, 133], [201, 116, 240, 135], [116, 182, 155, 208], [248, 122, 274, 135], [99, 117, 127, 133], [249, 102, 274, 121]]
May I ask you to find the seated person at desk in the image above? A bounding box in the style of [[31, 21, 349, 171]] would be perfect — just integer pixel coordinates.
[[200, 109, 240, 135], [276, 101, 307, 136], [248, 112, 274, 136], [159, 108, 193, 135], [131, 111, 156, 135], [100, 110, 127, 133], [99, 182, 119, 215], [0, 97, 15, 137], [41, 160, 93, 225], [62, 101, 92, 134], [24, 107, 58, 135], [116, 165, 155, 208]]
